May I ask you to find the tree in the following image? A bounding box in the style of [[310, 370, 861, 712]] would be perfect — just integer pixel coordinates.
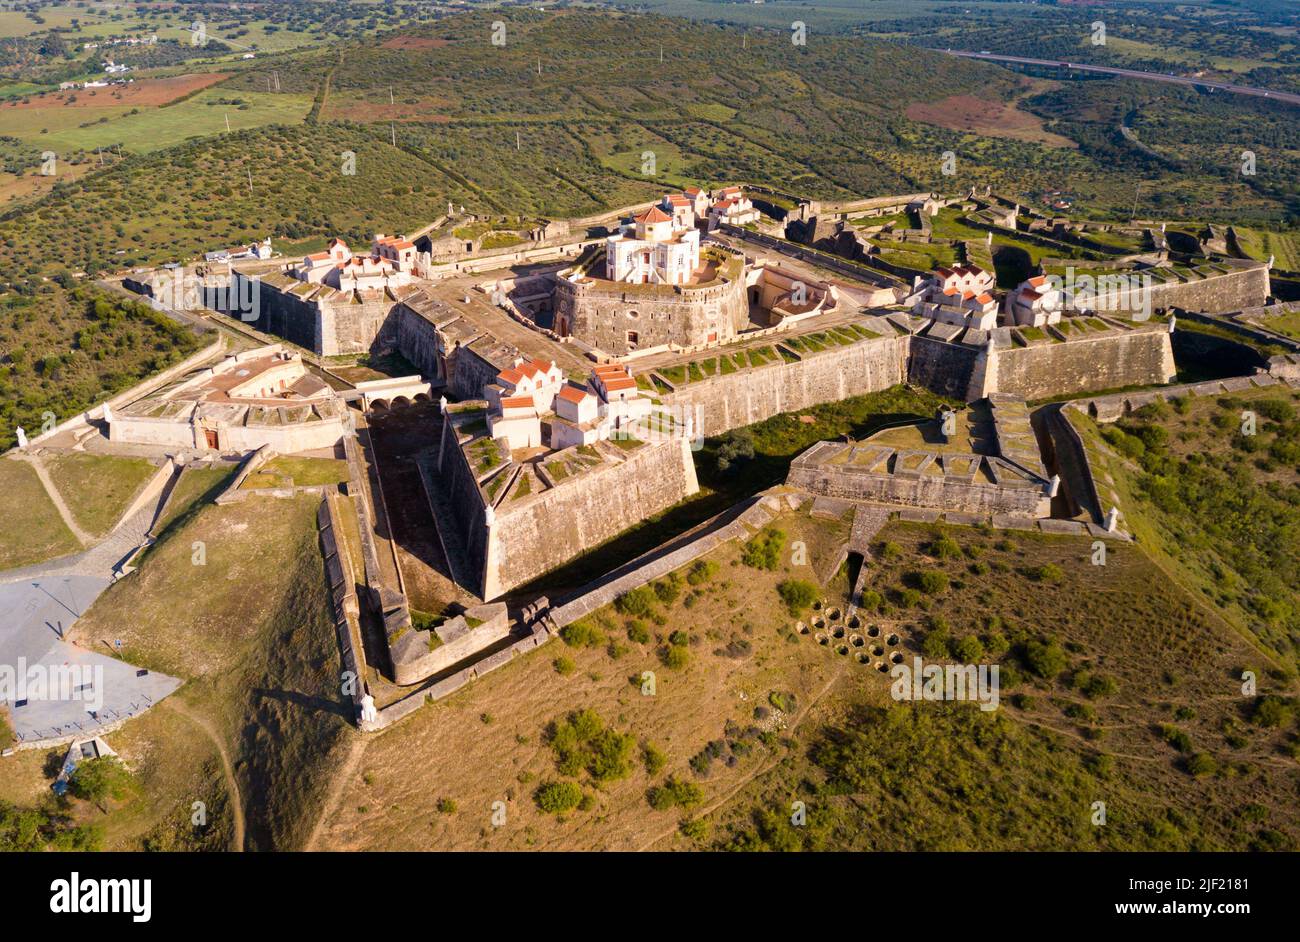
[[69, 757, 134, 813], [777, 578, 817, 615]]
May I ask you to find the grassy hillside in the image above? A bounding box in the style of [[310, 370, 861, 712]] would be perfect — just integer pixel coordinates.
[[68, 492, 354, 850], [1070, 387, 1300, 673], [0, 288, 205, 451], [311, 507, 1298, 851]]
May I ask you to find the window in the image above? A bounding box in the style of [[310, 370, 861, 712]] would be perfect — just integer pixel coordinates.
[[627, 310, 639, 319], [627, 330, 639, 349]]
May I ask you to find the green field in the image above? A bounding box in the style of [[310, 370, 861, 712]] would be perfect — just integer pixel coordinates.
[[43, 453, 159, 538], [0, 88, 313, 154], [0, 457, 80, 570]]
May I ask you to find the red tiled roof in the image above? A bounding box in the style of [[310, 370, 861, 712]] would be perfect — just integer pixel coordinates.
[[1028, 275, 1047, 287], [500, 395, 534, 409], [497, 368, 524, 385], [635, 206, 672, 224], [557, 385, 591, 405], [601, 376, 637, 392], [976, 293, 993, 304]]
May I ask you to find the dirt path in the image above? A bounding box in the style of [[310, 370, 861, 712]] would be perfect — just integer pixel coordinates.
[[17, 453, 93, 546], [638, 670, 845, 851], [163, 699, 246, 852], [303, 733, 367, 851]]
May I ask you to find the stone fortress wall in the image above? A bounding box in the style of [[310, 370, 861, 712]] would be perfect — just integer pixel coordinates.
[[986, 321, 1177, 401], [436, 416, 700, 600], [657, 326, 907, 437], [553, 264, 750, 356]]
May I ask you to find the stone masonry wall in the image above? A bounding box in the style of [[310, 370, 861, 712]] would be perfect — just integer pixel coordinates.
[[786, 453, 1044, 516], [907, 333, 980, 401], [658, 333, 906, 436], [556, 274, 748, 355], [988, 325, 1175, 401], [1150, 264, 1270, 314], [485, 438, 699, 599]]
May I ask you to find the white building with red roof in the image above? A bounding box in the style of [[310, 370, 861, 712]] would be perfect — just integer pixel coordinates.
[[706, 187, 760, 230], [1005, 274, 1064, 327], [291, 234, 415, 293], [912, 264, 1001, 330], [606, 205, 701, 286]]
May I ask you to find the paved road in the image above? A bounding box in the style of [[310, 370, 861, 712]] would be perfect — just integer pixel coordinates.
[[0, 576, 180, 746], [938, 50, 1300, 107], [1, 481, 181, 748]]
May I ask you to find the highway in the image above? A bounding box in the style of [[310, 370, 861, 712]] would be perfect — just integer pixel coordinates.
[[936, 50, 1300, 107]]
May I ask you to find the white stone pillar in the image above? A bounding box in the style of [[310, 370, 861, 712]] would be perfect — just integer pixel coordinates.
[[1047, 474, 1060, 498], [1104, 506, 1119, 532], [15, 427, 28, 449]]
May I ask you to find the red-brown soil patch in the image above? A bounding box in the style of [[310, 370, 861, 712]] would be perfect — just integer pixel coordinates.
[[380, 35, 452, 50], [906, 93, 1076, 148], [0, 72, 229, 111]]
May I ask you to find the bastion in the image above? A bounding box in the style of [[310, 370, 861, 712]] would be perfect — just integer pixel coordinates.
[[434, 407, 700, 600]]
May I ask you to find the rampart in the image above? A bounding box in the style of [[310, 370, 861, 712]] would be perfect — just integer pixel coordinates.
[[787, 441, 1049, 516], [657, 326, 906, 436], [436, 418, 700, 600]]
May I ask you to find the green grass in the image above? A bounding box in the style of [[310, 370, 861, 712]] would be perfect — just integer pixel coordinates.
[[153, 465, 235, 532], [0, 457, 79, 569], [1, 89, 316, 155], [72, 493, 354, 850], [260, 456, 349, 488], [43, 452, 158, 538]]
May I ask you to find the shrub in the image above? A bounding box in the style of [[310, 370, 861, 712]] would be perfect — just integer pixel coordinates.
[[1030, 563, 1065, 583], [1251, 696, 1294, 728], [69, 757, 134, 811], [668, 629, 689, 647], [653, 573, 683, 606], [776, 578, 818, 615], [626, 620, 651, 644], [896, 587, 922, 608], [1160, 723, 1194, 752], [1024, 638, 1068, 679], [910, 570, 949, 595], [929, 535, 962, 559], [614, 586, 657, 618], [559, 619, 605, 648], [1185, 753, 1218, 778], [768, 691, 797, 713], [643, 742, 667, 776], [859, 590, 883, 612], [921, 629, 951, 659], [437, 797, 457, 814], [878, 541, 902, 560], [715, 428, 755, 472], [679, 818, 710, 841], [552, 656, 576, 676], [954, 635, 985, 662], [662, 644, 689, 671], [686, 559, 718, 586], [742, 528, 786, 570], [983, 631, 1009, 656], [534, 781, 583, 813], [647, 775, 703, 811], [1077, 671, 1119, 699]]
